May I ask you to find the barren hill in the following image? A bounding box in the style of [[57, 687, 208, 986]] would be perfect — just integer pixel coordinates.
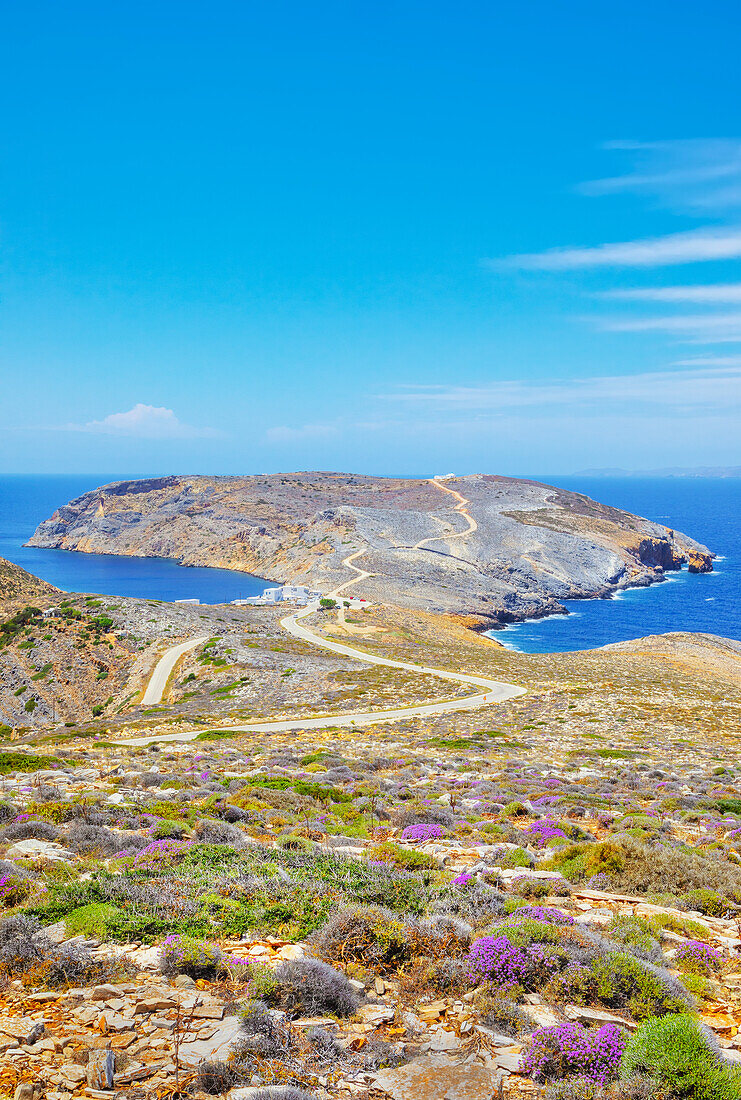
[[0, 556, 59, 615], [28, 472, 713, 626]]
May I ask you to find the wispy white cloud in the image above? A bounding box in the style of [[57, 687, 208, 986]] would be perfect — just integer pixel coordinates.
[[377, 364, 741, 413], [595, 312, 741, 342], [65, 404, 219, 439], [600, 283, 741, 303], [580, 139, 741, 212], [497, 228, 741, 271], [672, 355, 741, 366]]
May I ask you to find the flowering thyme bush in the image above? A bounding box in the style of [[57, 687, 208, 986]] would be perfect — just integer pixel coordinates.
[[465, 934, 559, 989], [511, 905, 574, 926], [521, 1021, 627, 1085], [400, 823, 445, 843], [131, 838, 193, 869], [528, 819, 568, 848], [0, 872, 32, 907], [160, 933, 223, 979], [674, 939, 721, 975]]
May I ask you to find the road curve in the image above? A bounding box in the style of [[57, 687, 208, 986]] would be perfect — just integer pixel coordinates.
[[140, 635, 210, 705], [122, 479, 524, 745], [122, 607, 523, 746]]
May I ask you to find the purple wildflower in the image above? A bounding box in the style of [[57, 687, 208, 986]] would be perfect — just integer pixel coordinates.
[[511, 905, 574, 925], [521, 1021, 626, 1084], [674, 940, 721, 975], [401, 823, 445, 843], [465, 935, 559, 989]]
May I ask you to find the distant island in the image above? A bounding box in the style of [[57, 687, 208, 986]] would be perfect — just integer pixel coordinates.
[[27, 472, 714, 628], [573, 465, 741, 478]]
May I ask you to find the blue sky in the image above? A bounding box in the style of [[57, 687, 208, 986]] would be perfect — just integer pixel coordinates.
[[2, 1, 741, 475]]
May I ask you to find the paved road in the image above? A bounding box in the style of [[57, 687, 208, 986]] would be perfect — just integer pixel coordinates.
[[140, 635, 210, 705], [122, 478, 524, 746]]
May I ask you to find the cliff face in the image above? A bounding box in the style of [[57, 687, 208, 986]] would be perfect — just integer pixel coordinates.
[[0, 557, 59, 616], [27, 472, 713, 624]]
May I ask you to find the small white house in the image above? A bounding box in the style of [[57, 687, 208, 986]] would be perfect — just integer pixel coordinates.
[[232, 584, 322, 607]]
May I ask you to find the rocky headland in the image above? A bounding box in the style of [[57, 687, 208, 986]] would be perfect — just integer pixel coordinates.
[[27, 473, 713, 628]]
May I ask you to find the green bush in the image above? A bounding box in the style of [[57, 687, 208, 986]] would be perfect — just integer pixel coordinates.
[[0, 750, 60, 774], [591, 951, 692, 1019], [620, 1014, 741, 1099], [64, 903, 121, 938], [368, 841, 440, 871]]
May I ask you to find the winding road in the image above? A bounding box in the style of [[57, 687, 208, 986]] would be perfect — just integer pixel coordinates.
[[125, 479, 523, 746], [140, 635, 210, 705]]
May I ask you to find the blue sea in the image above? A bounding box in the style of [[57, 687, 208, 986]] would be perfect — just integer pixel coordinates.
[[0, 474, 739, 652]]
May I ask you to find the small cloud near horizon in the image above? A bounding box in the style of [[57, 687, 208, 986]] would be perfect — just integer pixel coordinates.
[[65, 404, 219, 439]]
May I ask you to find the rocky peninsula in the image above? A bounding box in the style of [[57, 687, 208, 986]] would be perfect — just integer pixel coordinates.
[[28, 472, 713, 628]]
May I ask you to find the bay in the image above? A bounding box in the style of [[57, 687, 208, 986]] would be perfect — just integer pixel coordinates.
[[0, 475, 270, 603]]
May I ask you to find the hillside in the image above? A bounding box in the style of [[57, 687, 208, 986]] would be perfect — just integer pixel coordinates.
[[28, 472, 713, 625], [0, 555, 59, 615]]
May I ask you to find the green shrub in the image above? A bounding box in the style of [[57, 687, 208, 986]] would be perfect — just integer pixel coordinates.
[[679, 887, 736, 917], [603, 915, 663, 962], [0, 750, 59, 774], [591, 951, 692, 1019], [498, 847, 531, 869], [64, 903, 121, 938], [368, 841, 440, 871], [620, 1014, 741, 1099]]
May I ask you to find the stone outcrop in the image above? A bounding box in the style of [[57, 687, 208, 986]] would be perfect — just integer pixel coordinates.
[[27, 472, 714, 625], [688, 548, 714, 573]]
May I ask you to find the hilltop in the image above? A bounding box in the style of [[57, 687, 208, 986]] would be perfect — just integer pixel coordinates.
[[27, 472, 713, 627], [0, 556, 59, 616]]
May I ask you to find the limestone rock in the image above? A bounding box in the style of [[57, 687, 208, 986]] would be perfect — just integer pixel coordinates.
[[87, 1050, 115, 1089], [374, 1053, 506, 1099]]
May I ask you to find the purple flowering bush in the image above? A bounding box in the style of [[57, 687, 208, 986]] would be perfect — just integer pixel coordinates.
[[521, 1021, 627, 1085], [673, 939, 721, 975], [509, 905, 575, 926], [0, 872, 32, 907], [131, 837, 194, 869], [528, 819, 568, 848], [465, 933, 559, 989], [400, 823, 445, 843]]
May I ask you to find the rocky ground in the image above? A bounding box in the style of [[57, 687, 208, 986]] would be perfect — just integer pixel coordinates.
[[0, 597, 470, 733], [26, 473, 714, 625], [0, 596, 741, 1099], [0, 559, 59, 619]]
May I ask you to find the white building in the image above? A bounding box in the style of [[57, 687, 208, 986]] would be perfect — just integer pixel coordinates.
[[232, 584, 322, 607]]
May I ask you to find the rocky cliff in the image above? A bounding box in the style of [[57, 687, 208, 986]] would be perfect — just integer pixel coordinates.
[[27, 472, 713, 625]]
